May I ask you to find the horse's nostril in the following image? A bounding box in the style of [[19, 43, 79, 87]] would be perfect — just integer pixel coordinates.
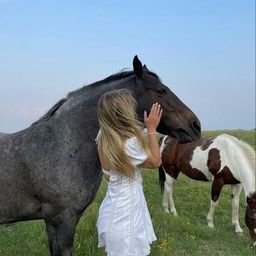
[[192, 120, 201, 135]]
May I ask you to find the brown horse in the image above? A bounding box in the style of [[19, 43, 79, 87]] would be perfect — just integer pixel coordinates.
[[159, 134, 256, 244]]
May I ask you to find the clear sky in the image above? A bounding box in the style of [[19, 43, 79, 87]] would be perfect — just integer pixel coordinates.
[[0, 0, 255, 133]]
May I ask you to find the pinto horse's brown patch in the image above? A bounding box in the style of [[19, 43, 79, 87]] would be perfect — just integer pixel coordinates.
[[215, 166, 240, 184], [176, 142, 209, 181], [207, 148, 221, 174], [207, 148, 240, 184]]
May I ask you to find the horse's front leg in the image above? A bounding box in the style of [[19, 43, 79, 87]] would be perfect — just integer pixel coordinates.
[[231, 184, 243, 233], [206, 178, 224, 228], [43, 207, 79, 256], [163, 175, 177, 215]]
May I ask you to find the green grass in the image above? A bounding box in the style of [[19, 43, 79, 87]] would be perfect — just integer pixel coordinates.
[[0, 130, 255, 255]]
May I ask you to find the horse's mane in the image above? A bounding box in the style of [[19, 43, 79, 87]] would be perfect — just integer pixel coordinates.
[[32, 99, 67, 125], [67, 69, 158, 98], [32, 70, 134, 125], [68, 70, 134, 98], [237, 139, 256, 174], [32, 69, 159, 125], [227, 134, 256, 175]]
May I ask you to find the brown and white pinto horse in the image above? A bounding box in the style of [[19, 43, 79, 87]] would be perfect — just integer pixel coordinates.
[[159, 134, 256, 239]]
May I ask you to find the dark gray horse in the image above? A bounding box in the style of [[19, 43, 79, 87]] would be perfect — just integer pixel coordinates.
[[0, 56, 201, 256]]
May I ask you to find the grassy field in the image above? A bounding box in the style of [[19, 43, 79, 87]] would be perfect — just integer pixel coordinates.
[[0, 130, 255, 255]]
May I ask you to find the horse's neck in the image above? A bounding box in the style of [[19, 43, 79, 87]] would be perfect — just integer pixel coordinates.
[[174, 141, 188, 162], [222, 135, 256, 196], [167, 139, 179, 166], [174, 140, 202, 170], [83, 78, 133, 100], [52, 78, 135, 133], [70, 74, 135, 101], [72, 80, 131, 106]]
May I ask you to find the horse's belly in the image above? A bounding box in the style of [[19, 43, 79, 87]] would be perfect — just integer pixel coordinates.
[[0, 189, 42, 223], [0, 162, 42, 223]]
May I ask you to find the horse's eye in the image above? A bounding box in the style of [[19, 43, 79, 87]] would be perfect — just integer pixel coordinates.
[[157, 88, 166, 96]]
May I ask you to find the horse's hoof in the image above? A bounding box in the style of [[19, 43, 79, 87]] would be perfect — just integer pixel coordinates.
[[235, 231, 244, 236], [235, 228, 243, 234], [207, 223, 214, 228], [163, 208, 170, 213]]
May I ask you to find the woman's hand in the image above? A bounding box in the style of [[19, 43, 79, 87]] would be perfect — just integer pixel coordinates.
[[139, 103, 163, 168], [144, 103, 163, 132]]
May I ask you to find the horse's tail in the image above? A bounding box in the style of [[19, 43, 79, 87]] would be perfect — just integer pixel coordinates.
[[159, 165, 166, 193]]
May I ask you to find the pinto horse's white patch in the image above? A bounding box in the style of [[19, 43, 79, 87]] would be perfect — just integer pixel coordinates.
[[189, 146, 213, 181], [160, 136, 168, 155]]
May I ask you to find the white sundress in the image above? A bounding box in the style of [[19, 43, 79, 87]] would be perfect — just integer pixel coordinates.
[[96, 136, 157, 256]]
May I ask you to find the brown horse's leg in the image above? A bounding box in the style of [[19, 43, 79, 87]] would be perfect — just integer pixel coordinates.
[[44, 207, 78, 256], [206, 178, 224, 228]]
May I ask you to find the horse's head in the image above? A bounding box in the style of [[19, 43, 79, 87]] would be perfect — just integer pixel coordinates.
[[132, 56, 201, 143], [245, 192, 256, 248]]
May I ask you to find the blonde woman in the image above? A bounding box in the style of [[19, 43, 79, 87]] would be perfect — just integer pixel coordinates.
[[96, 89, 162, 256]]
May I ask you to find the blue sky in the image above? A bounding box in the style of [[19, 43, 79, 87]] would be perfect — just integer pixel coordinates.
[[0, 0, 255, 132]]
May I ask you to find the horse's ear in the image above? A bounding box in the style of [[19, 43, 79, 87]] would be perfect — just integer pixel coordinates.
[[143, 64, 149, 71], [133, 55, 143, 79]]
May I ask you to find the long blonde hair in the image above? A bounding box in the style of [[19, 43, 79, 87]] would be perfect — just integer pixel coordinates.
[[97, 89, 148, 177]]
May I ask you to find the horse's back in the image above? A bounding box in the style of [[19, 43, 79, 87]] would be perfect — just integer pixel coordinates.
[[214, 133, 238, 145], [213, 134, 255, 191], [214, 134, 255, 162]]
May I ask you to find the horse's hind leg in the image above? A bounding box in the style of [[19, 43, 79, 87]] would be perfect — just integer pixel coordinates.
[[231, 184, 243, 233], [163, 175, 177, 215], [44, 207, 78, 256]]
